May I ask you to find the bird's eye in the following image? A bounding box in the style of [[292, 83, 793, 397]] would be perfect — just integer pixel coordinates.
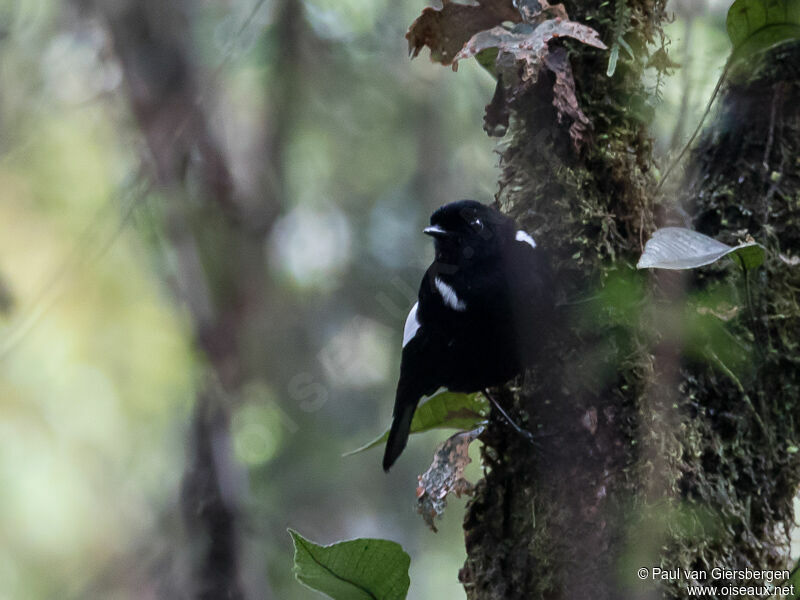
[[471, 218, 483, 230]]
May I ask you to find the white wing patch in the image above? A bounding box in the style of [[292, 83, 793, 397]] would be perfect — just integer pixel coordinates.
[[434, 277, 467, 311], [402, 302, 421, 348], [516, 229, 537, 249]]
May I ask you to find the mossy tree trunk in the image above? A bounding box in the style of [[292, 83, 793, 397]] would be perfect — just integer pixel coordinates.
[[459, 2, 800, 598], [673, 42, 800, 594]]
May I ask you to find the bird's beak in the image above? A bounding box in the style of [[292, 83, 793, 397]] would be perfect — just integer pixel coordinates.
[[423, 225, 451, 238]]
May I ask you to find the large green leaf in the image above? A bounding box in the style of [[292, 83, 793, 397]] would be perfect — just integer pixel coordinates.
[[345, 390, 488, 456], [727, 0, 800, 59], [636, 227, 765, 272], [289, 530, 410, 600]]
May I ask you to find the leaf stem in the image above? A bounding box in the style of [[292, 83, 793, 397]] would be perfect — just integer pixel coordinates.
[[705, 345, 769, 440]]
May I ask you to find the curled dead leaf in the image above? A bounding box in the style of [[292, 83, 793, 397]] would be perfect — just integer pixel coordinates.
[[453, 19, 605, 150], [407, 0, 605, 151], [416, 427, 483, 532], [484, 77, 510, 136], [453, 20, 606, 75], [406, 0, 520, 67], [515, 0, 569, 23], [544, 46, 591, 151]]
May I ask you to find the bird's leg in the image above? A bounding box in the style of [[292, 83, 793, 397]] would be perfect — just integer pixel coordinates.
[[482, 388, 535, 444]]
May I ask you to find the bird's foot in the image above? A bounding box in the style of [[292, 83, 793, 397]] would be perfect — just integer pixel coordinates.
[[482, 388, 536, 446]]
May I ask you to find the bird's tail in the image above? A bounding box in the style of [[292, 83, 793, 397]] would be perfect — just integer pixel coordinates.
[[383, 403, 416, 471]]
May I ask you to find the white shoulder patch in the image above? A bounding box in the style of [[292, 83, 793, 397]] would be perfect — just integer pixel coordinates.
[[434, 277, 467, 311], [515, 229, 537, 249], [402, 302, 421, 348]]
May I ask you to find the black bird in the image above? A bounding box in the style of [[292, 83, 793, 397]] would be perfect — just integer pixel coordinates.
[[383, 200, 553, 471]]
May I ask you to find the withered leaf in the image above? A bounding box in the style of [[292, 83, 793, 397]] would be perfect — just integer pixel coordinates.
[[406, 0, 521, 67], [454, 19, 604, 149], [408, 0, 605, 152], [453, 20, 606, 80], [416, 427, 482, 532], [484, 77, 510, 136], [515, 0, 569, 23], [544, 46, 591, 151]]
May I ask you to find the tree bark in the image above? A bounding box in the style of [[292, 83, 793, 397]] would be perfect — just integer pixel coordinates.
[[461, 5, 800, 600]]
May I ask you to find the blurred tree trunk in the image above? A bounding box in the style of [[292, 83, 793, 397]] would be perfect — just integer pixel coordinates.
[[91, 0, 305, 597], [459, 2, 800, 599], [95, 2, 250, 598]]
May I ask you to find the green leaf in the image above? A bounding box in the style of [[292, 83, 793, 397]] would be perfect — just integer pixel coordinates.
[[727, 242, 766, 271], [618, 36, 635, 59], [636, 227, 765, 272], [606, 42, 620, 76], [289, 530, 410, 600], [726, 0, 800, 60], [475, 47, 499, 77], [344, 390, 488, 456]]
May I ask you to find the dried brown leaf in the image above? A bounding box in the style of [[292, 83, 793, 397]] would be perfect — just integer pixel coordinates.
[[406, 0, 520, 67], [484, 77, 510, 136], [407, 1, 605, 152], [544, 46, 591, 151], [416, 428, 482, 532], [454, 20, 604, 149], [454, 20, 606, 77], [515, 0, 568, 23]]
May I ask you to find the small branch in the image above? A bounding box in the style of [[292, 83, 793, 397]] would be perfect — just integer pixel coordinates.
[[656, 56, 734, 195]]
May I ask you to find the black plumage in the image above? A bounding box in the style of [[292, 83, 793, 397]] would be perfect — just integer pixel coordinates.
[[383, 200, 553, 471]]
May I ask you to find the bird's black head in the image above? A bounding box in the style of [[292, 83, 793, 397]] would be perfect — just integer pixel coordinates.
[[424, 200, 515, 266]]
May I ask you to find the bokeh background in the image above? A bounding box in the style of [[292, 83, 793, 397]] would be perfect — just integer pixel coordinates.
[[0, 0, 792, 598]]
